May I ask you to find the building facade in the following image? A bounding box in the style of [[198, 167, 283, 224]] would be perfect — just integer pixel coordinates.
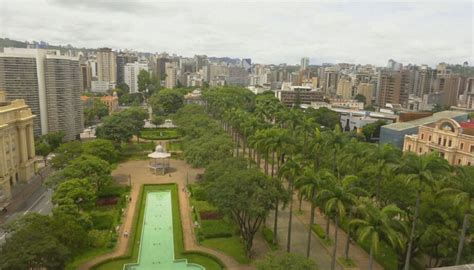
[[124, 61, 148, 93], [403, 118, 473, 166], [165, 62, 177, 89], [0, 48, 84, 141], [0, 91, 36, 208], [357, 83, 374, 105], [96, 48, 117, 84]]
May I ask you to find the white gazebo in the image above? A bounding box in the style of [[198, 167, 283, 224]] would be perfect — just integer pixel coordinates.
[[147, 144, 171, 174]]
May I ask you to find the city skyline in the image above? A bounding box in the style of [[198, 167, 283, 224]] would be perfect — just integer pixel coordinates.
[[0, 0, 472, 66]]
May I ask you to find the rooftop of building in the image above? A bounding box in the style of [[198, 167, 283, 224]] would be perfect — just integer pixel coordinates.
[[382, 110, 469, 131]]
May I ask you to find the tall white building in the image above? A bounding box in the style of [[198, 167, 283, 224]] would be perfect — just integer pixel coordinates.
[[0, 48, 83, 141], [301, 57, 310, 71], [124, 61, 148, 93], [165, 62, 177, 89]]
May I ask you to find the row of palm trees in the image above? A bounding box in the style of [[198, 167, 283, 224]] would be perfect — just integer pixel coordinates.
[[203, 88, 473, 269]]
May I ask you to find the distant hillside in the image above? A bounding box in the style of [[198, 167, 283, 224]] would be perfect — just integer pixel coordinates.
[[0, 37, 97, 54]]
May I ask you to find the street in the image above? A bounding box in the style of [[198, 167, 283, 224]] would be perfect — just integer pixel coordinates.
[[0, 187, 53, 244]]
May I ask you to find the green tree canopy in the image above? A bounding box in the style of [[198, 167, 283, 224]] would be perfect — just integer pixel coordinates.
[[52, 178, 96, 209], [83, 139, 118, 163], [62, 154, 112, 191], [150, 88, 185, 115], [50, 140, 83, 169]]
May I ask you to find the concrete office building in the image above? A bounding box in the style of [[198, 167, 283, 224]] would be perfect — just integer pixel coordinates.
[[336, 78, 352, 99], [403, 118, 473, 166], [377, 70, 411, 108], [117, 52, 138, 84], [301, 57, 309, 71], [0, 48, 84, 141], [124, 61, 148, 93], [357, 83, 374, 105], [165, 62, 177, 89], [275, 86, 324, 107], [97, 48, 117, 84], [0, 91, 36, 208]]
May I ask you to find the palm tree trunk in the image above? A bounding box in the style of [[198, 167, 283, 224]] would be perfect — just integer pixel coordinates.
[[331, 215, 339, 270], [306, 203, 316, 258], [455, 213, 469, 265], [286, 182, 294, 252], [271, 151, 275, 178], [242, 138, 246, 156], [369, 246, 374, 270], [326, 214, 330, 238], [344, 208, 354, 260], [265, 151, 269, 175], [404, 190, 421, 270], [298, 193, 303, 212], [273, 200, 279, 245]]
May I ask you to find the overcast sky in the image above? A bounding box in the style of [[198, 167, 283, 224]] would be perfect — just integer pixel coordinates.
[[0, 0, 472, 66]]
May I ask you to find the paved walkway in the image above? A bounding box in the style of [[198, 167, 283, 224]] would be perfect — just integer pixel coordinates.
[[79, 159, 257, 270]]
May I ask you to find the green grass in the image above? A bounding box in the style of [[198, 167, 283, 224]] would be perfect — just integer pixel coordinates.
[[201, 237, 250, 264], [337, 257, 357, 268], [192, 199, 218, 213], [65, 247, 113, 270], [92, 184, 225, 270], [168, 141, 184, 151], [262, 227, 278, 250], [311, 224, 333, 246], [140, 128, 179, 140], [357, 238, 398, 270], [119, 142, 155, 161]]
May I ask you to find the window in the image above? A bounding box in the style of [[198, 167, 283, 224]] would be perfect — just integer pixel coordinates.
[[421, 133, 424, 140], [468, 162, 471, 166], [408, 145, 411, 151], [448, 140, 452, 147], [438, 138, 442, 145], [471, 145, 474, 153], [429, 135, 432, 141], [419, 147, 422, 153], [460, 143, 464, 150], [443, 138, 447, 146]]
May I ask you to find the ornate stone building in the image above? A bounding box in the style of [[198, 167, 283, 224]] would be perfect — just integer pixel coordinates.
[[0, 91, 36, 208], [403, 118, 474, 166]]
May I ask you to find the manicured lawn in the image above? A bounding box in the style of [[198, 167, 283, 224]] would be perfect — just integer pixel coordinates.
[[119, 142, 155, 161], [140, 128, 179, 140], [201, 237, 250, 264], [168, 141, 184, 151], [92, 184, 224, 270]]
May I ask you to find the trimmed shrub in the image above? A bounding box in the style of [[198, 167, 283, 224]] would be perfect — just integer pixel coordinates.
[[192, 186, 207, 201], [98, 185, 129, 198], [88, 230, 110, 248], [311, 223, 327, 239], [199, 220, 234, 239], [91, 211, 115, 230]]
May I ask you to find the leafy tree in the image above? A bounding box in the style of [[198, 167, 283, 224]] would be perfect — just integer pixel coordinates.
[[119, 93, 142, 106], [62, 155, 112, 191], [319, 173, 364, 270], [84, 98, 109, 126], [149, 88, 185, 115], [184, 134, 233, 167], [354, 94, 366, 104], [35, 131, 65, 163], [96, 107, 146, 144], [50, 140, 83, 169], [397, 152, 451, 270], [0, 214, 70, 270], [151, 114, 165, 127], [206, 168, 280, 256], [83, 139, 118, 163], [306, 107, 340, 129], [350, 198, 407, 270], [52, 178, 96, 209], [437, 166, 474, 265], [50, 207, 89, 251], [361, 120, 387, 142], [137, 69, 151, 93], [256, 251, 317, 270], [35, 141, 51, 164]]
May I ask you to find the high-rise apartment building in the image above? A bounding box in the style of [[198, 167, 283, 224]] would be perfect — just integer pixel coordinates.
[[154, 55, 171, 82], [377, 70, 411, 107], [336, 78, 352, 99], [124, 61, 148, 93], [0, 48, 84, 141], [165, 62, 177, 89], [300, 57, 309, 71], [194, 55, 208, 72], [116, 52, 138, 84], [0, 91, 36, 208], [357, 83, 374, 105], [97, 48, 117, 84], [242, 58, 252, 72]]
